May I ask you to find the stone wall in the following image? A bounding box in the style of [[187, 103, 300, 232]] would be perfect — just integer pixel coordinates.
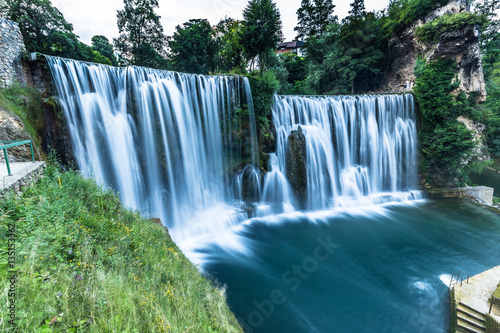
[[0, 18, 26, 88]]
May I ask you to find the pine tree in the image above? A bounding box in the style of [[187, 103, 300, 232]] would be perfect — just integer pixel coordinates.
[[294, 0, 337, 39], [114, 0, 166, 68], [241, 0, 283, 74], [348, 0, 366, 20]]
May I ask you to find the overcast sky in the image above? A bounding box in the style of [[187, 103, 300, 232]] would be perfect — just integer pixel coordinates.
[[51, 0, 391, 45]]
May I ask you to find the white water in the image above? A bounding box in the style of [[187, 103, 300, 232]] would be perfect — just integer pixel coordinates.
[[46, 57, 422, 258], [46, 56, 259, 243], [268, 95, 422, 210]]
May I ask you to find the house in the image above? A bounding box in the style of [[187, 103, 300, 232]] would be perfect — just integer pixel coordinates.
[[276, 40, 305, 55]]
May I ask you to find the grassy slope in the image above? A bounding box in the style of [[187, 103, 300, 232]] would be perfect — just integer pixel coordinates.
[[0, 164, 242, 332], [0, 84, 46, 150]]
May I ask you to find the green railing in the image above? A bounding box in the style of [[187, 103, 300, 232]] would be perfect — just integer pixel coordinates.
[[0, 140, 35, 176]]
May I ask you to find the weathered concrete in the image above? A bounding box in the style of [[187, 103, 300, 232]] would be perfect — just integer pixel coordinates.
[[0, 161, 46, 195], [427, 186, 494, 206], [452, 266, 500, 321]]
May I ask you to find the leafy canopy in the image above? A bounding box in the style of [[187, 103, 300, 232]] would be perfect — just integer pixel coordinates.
[[169, 19, 218, 75], [114, 0, 167, 68], [294, 0, 337, 39], [241, 0, 283, 74]]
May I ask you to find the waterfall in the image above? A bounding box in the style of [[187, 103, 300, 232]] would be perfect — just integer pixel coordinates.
[[46, 56, 422, 255], [46, 56, 259, 240], [266, 94, 421, 210]]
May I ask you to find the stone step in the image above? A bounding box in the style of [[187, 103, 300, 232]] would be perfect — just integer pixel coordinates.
[[457, 322, 485, 333], [458, 302, 486, 318], [457, 308, 486, 326], [457, 316, 486, 332]]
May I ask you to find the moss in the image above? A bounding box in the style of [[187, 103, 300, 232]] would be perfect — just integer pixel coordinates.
[[449, 287, 458, 333], [286, 127, 308, 207], [485, 314, 500, 333]]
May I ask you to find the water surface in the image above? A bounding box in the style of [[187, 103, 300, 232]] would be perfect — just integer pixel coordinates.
[[199, 199, 500, 333]]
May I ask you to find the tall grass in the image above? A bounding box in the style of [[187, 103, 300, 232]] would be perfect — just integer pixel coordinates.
[[0, 164, 242, 332]]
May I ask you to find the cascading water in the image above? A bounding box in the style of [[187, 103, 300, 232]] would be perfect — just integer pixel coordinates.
[[267, 94, 421, 210], [47, 56, 422, 258], [46, 56, 259, 244]]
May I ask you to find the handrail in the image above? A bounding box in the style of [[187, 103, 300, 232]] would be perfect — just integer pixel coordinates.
[[448, 271, 470, 291], [0, 140, 35, 176], [457, 271, 470, 284]]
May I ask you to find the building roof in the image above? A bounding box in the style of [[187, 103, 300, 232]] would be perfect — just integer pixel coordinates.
[[278, 40, 305, 49]]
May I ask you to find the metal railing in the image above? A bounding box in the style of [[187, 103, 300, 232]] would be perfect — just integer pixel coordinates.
[[448, 271, 470, 291], [0, 140, 35, 176]]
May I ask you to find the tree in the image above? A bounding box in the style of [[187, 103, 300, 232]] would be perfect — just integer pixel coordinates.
[[169, 19, 218, 74], [114, 0, 167, 68], [241, 0, 283, 74], [214, 17, 247, 73], [414, 58, 476, 186], [348, 0, 366, 21], [7, 0, 75, 52], [92, 35, 117, 66], [294, 0, 337, 39]]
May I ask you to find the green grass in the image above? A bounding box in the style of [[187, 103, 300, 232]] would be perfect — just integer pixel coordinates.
[[0, 84, 46, 151], [0, 163, 242, 332]]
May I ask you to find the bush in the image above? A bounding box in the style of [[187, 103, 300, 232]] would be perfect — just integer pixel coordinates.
[[414, 58, 479, 186], [415, 12, 486, 42]]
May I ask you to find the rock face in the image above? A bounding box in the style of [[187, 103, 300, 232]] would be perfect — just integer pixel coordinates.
[[379, 0, 486, 101], [286, 127, 307, 207], [457, 115, 489, 161], [0, 109, 33, 162]]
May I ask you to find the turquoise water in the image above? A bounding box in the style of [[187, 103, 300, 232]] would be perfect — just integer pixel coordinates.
[[199, 199, 500, 333]]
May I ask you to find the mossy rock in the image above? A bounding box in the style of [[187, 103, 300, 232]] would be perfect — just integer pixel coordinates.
[[286, 126, 307, 208]]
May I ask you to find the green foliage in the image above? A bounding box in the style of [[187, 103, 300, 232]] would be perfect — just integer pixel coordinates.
[[91, 35, 117, 66], [114, 0, 167, 69], [414, 58, 478, 186], [169, 19, 218, 75], [241, 0, 283, 74], [415, 12, 486, 42], [6, 0, 113, 65], [0, 164, 243, 332], [246, 71, 279, 134], [7, 0, 74, 52], [214, 17, 247, 73], [294, 0, 337, 39], [382, 0, 449, 37], [304, 6, 386, 94]]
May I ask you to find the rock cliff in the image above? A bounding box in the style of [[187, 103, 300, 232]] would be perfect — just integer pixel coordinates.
[[379, 0, 486, 101]]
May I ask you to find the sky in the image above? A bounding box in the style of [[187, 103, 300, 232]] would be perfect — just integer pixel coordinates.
[[51, 0, 391, 45]]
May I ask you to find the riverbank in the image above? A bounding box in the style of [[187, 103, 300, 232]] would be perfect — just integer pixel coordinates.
[[0, 163, 242, 332], [450, 266, 500, 333]]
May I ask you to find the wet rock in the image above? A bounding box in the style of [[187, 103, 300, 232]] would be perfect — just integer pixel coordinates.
[[286, 126, 307, 207]]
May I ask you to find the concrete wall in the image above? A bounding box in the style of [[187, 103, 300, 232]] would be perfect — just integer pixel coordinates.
[[0, 18, 26, 88]]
